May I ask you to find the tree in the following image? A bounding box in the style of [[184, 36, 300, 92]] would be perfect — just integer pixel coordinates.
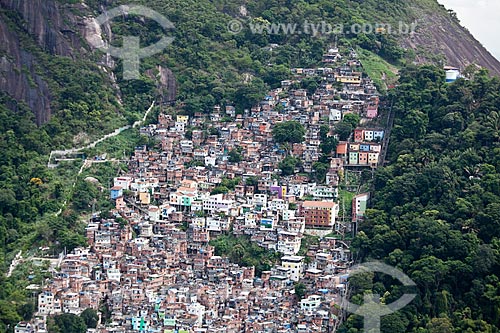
[[262, 64, 291, 88], [279, 156, 302, 176], [0, 300, 22, 330], [246, 176, 258, 187], [274, 103, 284, 113], [230, 244, 246, 265], [211, 186, 229, 195], [426, 317, 454, 333], [381, 312, 409, 333], [228, 149, 243, 163], [273, 121, 306, 144], [320, 124, 330, 140], [301, 76, 321, 95], [233, 78, 268, 112], [320, 136, 338, 155], [72, 180, 98, 211], [18, 302, 35, 321], [312, 161, 329, 183], [295, 282, 307, 300], [50, 313, 86, 333], [335, 122, 354, 141], [343, 113, 361, 128], [80, 308, 99, 328]]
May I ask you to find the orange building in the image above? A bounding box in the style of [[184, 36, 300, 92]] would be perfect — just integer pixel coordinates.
[[302, 201, 338, 228]]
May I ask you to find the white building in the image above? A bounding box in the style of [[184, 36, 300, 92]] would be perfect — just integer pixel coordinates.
[[281, 209, 296, 221], [61, 292, 79, 313], [130, 177, 159, 194], [14, 322, 33, 333], [113, 176, 133, 190], [148, 206, 160, 221], [281, 255, 304, 282], [277, 232, 302, 255], [180, 140, 194, 154], [187, 302, 206, 327], [329, 109, 342, 122], [204, 156, 217, 167], [268, 199, 288, 212], [252, 194, 268, 208], [38, 291, 62, 315], [313, 186, 338, 199], [174, 121, 186, 133], [107, 268, 121, 282], [140, 222, 154, 237], [352, 193, 370, 222], [300, 295, 322, 314], [364, 130, 374, 141], [244, 212, 257, 228], [206, 217, 230, 232], [202, 194, 235, 215]]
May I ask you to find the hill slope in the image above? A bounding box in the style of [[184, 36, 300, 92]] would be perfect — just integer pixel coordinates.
[[1, 0, 500, 130], [0, 1, 500, 330], [403, 0, 500, 75], [347, 65, 500, 332]]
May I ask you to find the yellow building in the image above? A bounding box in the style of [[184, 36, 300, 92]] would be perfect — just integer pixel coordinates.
[[176, 115, 189, 123], [139, 192, 151, 205], [281, 255, 304, 282]]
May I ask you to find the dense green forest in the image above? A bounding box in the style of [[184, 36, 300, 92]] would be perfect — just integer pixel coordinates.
[[105, 0, 414, 115], [343, 66, 500, 332]]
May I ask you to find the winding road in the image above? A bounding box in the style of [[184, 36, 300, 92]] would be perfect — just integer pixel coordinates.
[[3, 102, 156, 277], [51, 101, 155, 217], [48, 101, 155, 168]]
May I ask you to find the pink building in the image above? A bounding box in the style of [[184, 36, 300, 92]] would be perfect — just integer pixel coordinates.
[[366, 105, 378, 118]]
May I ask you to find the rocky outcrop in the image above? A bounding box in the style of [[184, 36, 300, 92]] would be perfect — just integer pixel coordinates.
[[146, 66, 177, 105], [0, 0, 85, 56], [403, 2, 500, 76], [0, 18, 52, 124], [0, 0, 176, 126], [0, 0, 89, 125]]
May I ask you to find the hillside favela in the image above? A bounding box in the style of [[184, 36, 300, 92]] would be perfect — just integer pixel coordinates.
[[1, 1, 500, 333]]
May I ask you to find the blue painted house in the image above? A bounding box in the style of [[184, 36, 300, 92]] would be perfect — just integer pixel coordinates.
[[110, 186, 123, 199]]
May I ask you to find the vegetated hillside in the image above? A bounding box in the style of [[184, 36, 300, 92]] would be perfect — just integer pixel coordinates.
[[0, 0, 500, 330], [2, 0, 499, 131], [1, 0, 498, 130], [346, 66, 500, 332]]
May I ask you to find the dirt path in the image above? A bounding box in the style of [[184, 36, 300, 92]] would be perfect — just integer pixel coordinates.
[[6, 250, 22, 278]]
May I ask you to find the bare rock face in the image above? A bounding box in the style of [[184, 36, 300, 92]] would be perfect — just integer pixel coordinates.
[[403, 2, 500, 76], [0, 0, 84, 56], [158, 66, 178, 104], [0, 17, 52, 125], [0, 0, 176, 125], [0, 0, 88, 125]]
